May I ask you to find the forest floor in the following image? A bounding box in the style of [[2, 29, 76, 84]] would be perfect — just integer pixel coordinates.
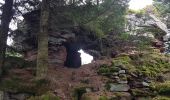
[[1, 51, 170, 100], [47, 59, 112, 100], [1, 58, 112, 100]]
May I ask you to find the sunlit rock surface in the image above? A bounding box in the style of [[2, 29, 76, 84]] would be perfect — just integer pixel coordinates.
[[149, 14, 170, 41]]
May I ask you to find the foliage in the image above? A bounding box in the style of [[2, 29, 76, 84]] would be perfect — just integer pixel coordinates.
[[50, 0, 129, 37], [153, 0, 170, 15], [119, 32, 131, 40], [6, 52, 22, 57], [99, 96, 108, 100], [97, 64, 120, 77], [128, 9, 146, 18], [152, 81, 170, 96]]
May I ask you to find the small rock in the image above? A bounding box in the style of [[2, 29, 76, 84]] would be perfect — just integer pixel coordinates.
[[111, 76, 120, 82], [111, 76, 119, 79], [110, 84, 130, 92], [119, 70, 126, 74], [86, 88, 92, 93], [118, 81, 128, 84], [142, 82, 149, 87], [119, 74, 128, 84]]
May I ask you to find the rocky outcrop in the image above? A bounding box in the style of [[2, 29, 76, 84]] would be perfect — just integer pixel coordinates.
[[126, 13, 170, 41], [12, 10, 103, 65], [149, 14, 170, 41], [12, 9, 139, 66]]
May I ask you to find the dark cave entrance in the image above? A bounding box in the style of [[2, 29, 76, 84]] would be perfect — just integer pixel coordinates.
[[64, 42, 82, 68]]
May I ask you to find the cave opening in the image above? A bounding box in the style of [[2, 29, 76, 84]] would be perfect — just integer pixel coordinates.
[[64, 42, 93, 68]]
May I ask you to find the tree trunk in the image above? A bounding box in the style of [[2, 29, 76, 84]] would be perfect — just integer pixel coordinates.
[[97, 0, 99, 6], [36, 0, 50, 80], [73, 0, 75, 4], [0, 0, 13, 75]]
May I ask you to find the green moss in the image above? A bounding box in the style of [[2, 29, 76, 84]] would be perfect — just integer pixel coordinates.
[[3, 56, 36, 75], [0, 78, 49, 95], [99, 96, 108, 100], [113, 56, 132, 63], [111, 56, 136, 72], [0, 78, 33, 93], [98, 52, 170, 79], [5, 56, 36, 68], [152, 81, 170, 96], [105, 81, 111, 90], [98, 67, 110, 74], [97, 64, 121, 77], [28, 92, 60, 100], [119, 32, 131, 40]]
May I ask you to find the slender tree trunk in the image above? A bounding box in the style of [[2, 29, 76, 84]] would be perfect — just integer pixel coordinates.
[[0, 0, 13, 75], [36, 0, 50, 80], [97, 0, 99, 6], [73, 0, 75, 4]]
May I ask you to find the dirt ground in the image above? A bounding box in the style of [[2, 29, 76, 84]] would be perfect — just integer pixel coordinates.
[[47, 59, 112, 100], [6, 59, 112, 100]]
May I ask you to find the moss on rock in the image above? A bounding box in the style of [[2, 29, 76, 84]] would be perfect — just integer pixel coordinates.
[[0, 78, 49, 95], [98, 52, 170, 78], [152, 81, 170, 96]]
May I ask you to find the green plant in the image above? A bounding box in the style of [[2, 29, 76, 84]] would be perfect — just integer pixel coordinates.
[[99, 96, 108, 100], [152, 81, 170, 96]]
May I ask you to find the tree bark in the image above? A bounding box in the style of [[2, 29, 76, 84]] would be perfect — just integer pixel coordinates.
[[36, 0, 50, 80], [0, 0, 13, 75], [97, 0, 99, 6]]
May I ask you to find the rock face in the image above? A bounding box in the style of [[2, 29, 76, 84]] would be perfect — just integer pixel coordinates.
[[13, 10, 138, 66], [149, 14, 169, 35], [126, 13, 170, 41], [149, 14, 170, 41], [12, 10, 102, 66]]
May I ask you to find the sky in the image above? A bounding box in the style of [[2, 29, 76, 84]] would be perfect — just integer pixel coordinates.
[[129, 0, 153, 10]]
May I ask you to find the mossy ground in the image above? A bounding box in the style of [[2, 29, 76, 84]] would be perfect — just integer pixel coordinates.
[[97, 51, 170, 99], [151, 81, 170, 96], [98, 52, 170, 78], [0, 77, 50, 95]]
